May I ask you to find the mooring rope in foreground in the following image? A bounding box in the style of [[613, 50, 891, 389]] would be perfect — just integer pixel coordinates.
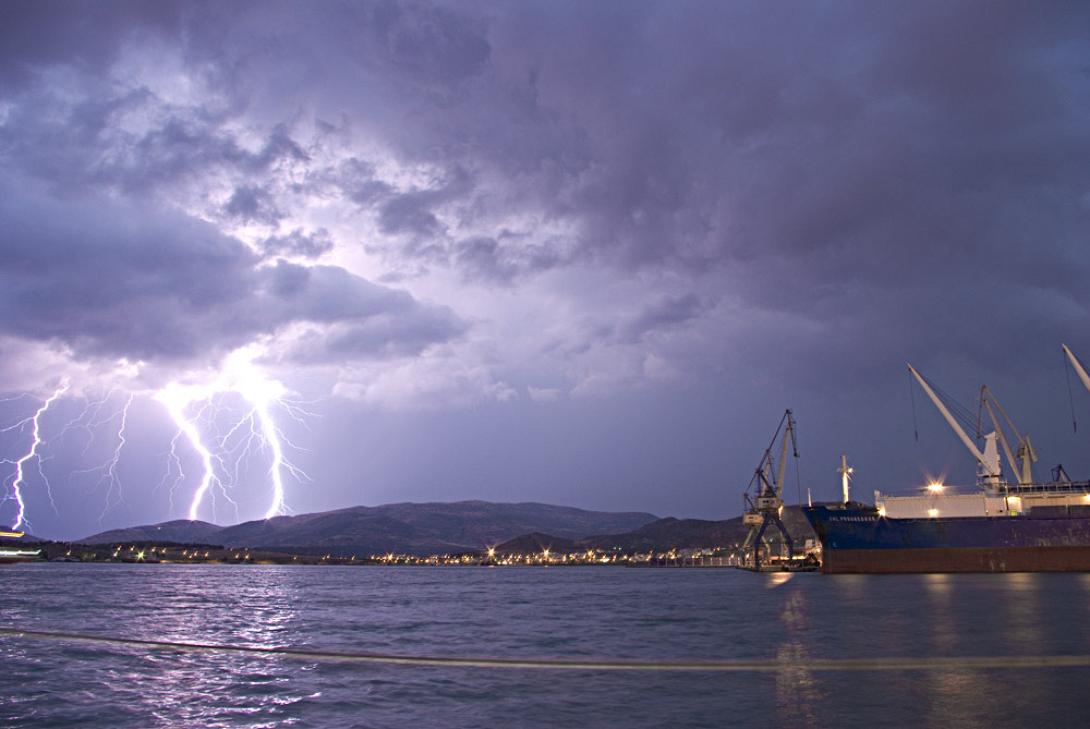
[[4, 628, 1090, 673]]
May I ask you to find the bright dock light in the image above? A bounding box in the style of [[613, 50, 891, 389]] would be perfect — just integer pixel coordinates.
[[928, 508, 939, 518], [926, 482, 945, 494]]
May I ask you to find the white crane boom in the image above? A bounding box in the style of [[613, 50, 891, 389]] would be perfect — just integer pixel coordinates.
[[981, 394, 1019, 482], [1063, 344, 1090, 394], [908, 364, 988, 466]]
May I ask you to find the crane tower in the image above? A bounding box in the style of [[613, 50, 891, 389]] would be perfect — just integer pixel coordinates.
[[741, 409, 798, 569]]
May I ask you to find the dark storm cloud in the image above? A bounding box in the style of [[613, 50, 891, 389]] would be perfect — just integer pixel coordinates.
[[0, 81, 309, 201], [358, 1, 1089, 374], [225, 185, 285, 225], [260, 228, 336, 259], [378, 192, 444, 237], [451, 235, 566, 285], [360, 0, 492, 86], [120, 121, 308, 193], [314, 158, 394, 206], [619, 295, 707, 345], [1, 0, 1087, 378], [0, 0, 180, 88], [376, 166, 472, 238], [487, 1, 1090, 279], [170, 0, 1084, 378], [4, 0, 1090, 538], [0, 180, 463, 364], [284, 310, 467, 364]]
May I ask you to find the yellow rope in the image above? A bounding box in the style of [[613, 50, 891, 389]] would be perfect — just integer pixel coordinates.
[[3, 628, 1089, 672]]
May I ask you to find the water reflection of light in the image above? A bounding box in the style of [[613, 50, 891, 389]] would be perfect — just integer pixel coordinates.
[[1005, 572, 1037, 592], [1001, 573, 1042, 649], [923, 573, 951, 598], [923, 574, 1001, 729], [118, 566, 310, 725], [834, 574, 867, 601], [767, 572, 794, 589], [923, 574, 954, 655], [775, 589, 823, 727]]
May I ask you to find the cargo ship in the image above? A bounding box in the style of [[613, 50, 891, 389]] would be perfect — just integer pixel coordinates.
[[803, 345, 1090, 574]]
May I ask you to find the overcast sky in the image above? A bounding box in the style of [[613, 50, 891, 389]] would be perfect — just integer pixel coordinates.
[[2, 1, 1089, 539]]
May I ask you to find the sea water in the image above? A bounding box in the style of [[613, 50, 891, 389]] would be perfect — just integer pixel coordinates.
[[3, 564, 1090, 728]]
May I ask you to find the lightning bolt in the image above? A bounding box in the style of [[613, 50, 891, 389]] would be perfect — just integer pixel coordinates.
[[4, 382, 70, 530], [99, 392, 134, 520], [95, 394, 135, 520], [158, 428, 187, 515], [64, 392, 138, 522], [181, 348, 311, 521], [155, 385, 226, 522], [208, 393, 311, 520], [56, 389, 120, 457], [253, 398, 306, 519], [226, 374, 311, 520], [0, 347, 314, 529], [258, 403, 288, 518]]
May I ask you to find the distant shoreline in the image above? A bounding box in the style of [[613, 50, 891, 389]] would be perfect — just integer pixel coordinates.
[[8, 540, 747, 568]]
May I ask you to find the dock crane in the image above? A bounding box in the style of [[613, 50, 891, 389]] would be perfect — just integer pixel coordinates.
[[908, 364, 1002, 489], [978, 386, 1037, 486], [741, 410, 798, 569]]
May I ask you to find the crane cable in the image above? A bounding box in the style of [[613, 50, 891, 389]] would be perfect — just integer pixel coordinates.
[[1064, 349, 1079, 434], [908, 369, 920, 443]]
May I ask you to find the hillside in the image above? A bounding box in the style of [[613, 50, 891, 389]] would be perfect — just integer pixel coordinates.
[[75, 520, 225, 546], [79, 501, 659, 556], [495, 506, 816, 554]]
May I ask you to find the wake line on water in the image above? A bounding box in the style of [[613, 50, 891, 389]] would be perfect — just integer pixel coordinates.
[[3, 628, 1090, 672]]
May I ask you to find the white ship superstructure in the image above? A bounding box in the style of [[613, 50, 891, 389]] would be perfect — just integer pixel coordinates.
[[872, 357, 1090, 520]]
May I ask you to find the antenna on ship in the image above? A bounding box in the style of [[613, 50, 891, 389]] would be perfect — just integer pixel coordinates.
[[838, 454, 853, 504]]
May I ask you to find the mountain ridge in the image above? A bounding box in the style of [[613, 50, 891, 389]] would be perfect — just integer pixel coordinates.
[[78, 500, 661, 556], [495, 507, 816, 554]]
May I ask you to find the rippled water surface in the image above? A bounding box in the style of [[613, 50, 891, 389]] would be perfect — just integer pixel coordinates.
[[4, 564, 1090, 728]]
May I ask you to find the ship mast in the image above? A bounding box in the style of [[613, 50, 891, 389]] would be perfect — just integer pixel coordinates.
[[838, 454, 853, 504], [908, 364, 1001, 489]]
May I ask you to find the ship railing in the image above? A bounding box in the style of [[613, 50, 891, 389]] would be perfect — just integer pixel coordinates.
[[877, 480, 1090, 499], [1001, 480, 1090, 496]]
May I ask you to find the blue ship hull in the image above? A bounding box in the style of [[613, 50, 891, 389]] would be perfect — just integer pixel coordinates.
[[803, 504, 1090, 573]]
